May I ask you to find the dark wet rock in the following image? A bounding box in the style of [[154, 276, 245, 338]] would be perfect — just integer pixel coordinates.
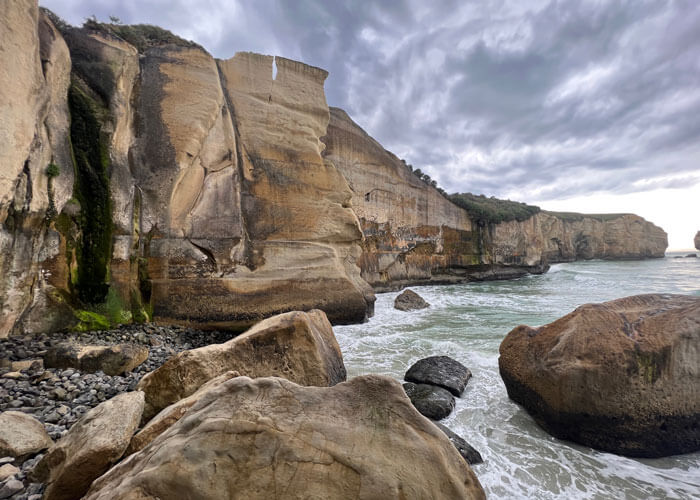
[[405, 355, 472, 396], [685, 253, 697, 258], [435, 422, 483, 465], [403, 382, 455, 420], [394, 289, 430, 311]]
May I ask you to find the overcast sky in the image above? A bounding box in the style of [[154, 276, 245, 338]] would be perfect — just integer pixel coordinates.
[[41, 0, 700, 249]]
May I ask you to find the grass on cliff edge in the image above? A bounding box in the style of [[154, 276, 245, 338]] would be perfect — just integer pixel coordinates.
[[449, 193, 541, 224], [543, 211, 631, 222], [84, 18, 204, 52]]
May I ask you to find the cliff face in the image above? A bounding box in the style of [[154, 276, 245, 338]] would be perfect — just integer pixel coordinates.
[[323, 108, 667, 290], [0, 1, 74, 335], [0, 2, 667, 337], [695, 231, 700, 250], [0, 5, 373, 337]]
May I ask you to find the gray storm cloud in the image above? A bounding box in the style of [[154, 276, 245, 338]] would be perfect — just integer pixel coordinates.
[[41, 0, 700, 202]]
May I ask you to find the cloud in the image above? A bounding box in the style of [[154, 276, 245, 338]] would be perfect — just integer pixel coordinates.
[[41, 0, 700, 204]]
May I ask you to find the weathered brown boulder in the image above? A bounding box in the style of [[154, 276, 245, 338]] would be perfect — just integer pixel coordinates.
[[0, 411, 53, 461], [33, 391, 144, 500], [44, 343, 148, 375], [499, 293, 700, 457], [126, 370, 239, 455], [86, 376, 485, 499], [137, 309, 346, 420], [695, 230, 700, 250], [394, 289, 430, 311]]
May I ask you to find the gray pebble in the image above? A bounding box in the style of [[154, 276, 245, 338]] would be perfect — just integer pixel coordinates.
[[0, 479, 24, 499]]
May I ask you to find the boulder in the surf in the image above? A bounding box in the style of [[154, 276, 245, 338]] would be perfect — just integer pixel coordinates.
[[405, 355, 472, 396], [499, 293, 700, 458], [394, 289, 430, 311], [403, 382, 455, 420]]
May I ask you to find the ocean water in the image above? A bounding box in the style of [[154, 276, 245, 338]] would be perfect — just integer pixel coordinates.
[[334, 253, 700, 499]]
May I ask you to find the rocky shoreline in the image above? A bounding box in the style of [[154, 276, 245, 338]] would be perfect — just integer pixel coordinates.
[[0, 325, 236, 499]]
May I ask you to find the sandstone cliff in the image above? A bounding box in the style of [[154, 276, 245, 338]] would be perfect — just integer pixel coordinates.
[[0, 2, 74, 335], [0, 3, 667, 337], [323, 108, 667, 290], [695, 231, 700, 250], [0, 5, 373, 337]]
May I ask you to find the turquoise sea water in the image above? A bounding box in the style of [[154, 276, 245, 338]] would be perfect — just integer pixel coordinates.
[[334, 253, 700, 499]]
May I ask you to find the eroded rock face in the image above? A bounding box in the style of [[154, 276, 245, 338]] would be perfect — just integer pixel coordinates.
[[33, 391, 145, 500], [322, 108, 666, 291], [1, 11, 374, 337], [499, 294, 700, 458], [137, 309, 346, 420], [695, 231, 699, 250], [86, 376, 485, 500], [0, 3, 74, 338], [127, 370, 240, 455]]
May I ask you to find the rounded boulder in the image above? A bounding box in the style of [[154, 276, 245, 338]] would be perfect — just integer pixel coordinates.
[[499, 293, 700, 458]]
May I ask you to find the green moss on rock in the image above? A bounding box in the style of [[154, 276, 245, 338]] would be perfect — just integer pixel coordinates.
[[73, 310, 110, 332], [68, 82, 113, 304]]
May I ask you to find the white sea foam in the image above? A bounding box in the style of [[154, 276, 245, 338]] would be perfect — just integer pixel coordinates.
[[335, 256, 700, 499]]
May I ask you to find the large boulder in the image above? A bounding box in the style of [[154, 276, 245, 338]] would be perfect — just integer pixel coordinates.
[[403, 382, 455, 420], [85, 376, 485, 499], [499, 293, 700, 458], [44, 343, 149, 376], [137, 309, 346, 420], [33, 391, 145, 500], [394, 289, 430, 311], [405, 355, 472, 396], [0, 411, 53, 461], [126, 370, 239, 455], [695, 230, 699, 250]]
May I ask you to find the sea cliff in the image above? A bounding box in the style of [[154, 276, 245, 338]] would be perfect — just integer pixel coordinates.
[[0, 2, 667, 336], [323, 108, 667, 291]]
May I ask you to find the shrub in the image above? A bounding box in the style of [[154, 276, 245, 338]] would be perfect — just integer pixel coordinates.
[[449, 192, 541, 224], [46, 163, 60, 178]]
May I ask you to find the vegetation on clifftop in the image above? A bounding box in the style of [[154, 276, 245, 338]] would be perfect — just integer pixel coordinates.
[[83, 17, 203, 53], [544, 211, 629, 222], [449, 193, 541, 224]]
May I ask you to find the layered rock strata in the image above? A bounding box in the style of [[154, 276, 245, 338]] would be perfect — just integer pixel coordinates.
[[0, 2, 668, 336], [323, 108, 667, 290], [499, 293, 700, 457], [0, 5, 374, 337]]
